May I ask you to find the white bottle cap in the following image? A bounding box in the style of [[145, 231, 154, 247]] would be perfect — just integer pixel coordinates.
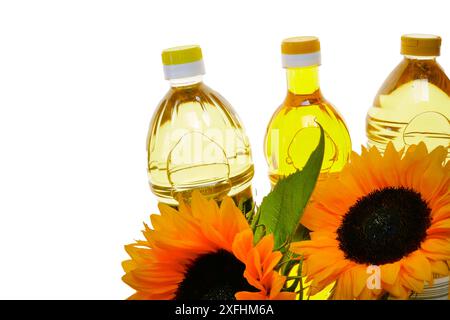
[[282, 52, 321, 68], [161, 45, 206, 80], [163, 60, 205, 80]]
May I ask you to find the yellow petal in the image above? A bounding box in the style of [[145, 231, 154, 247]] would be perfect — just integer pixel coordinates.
[[232, 229, 254, 263], [350, 266, 370, 297], [235, 291, 266, 300], [380, 262, 401, 285], [272, 292, 297, 300], [429, 260, 450, 276], [384, 277, 410, 299], [333, 270, 353, 300], [401, 272, 425, 294], [421, 238, 450, 259], [403, 252, 433, 283]]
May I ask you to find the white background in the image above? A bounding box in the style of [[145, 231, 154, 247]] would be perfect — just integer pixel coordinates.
[[0, 0, 449, 299]]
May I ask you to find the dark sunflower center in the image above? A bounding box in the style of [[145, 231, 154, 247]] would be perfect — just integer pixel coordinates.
[[175, 249, 256, 300], [337, 187, 431, 265]]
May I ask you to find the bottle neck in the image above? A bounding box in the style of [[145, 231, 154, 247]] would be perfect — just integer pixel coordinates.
[[169, 75, 203, 88], [286, 65, 320, 95], [403, 55, 438, 61]]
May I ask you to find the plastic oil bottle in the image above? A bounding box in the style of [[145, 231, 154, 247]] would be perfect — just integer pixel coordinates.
[[368, 34, 450, 300], [367, 34, 450, 161], [264, 36, 352, 186], [147, 45, 254, 209], [264, 36, 351, 299]]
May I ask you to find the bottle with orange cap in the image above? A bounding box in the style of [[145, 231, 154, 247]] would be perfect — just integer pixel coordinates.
[[147, 45, 254, 209], [264, 36, 352, 186], [367, 34, 450, 160]]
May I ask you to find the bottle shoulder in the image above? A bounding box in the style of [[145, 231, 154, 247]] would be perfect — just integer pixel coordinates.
[[150, 82, 245, 131], [270, 90, 345, 123], [374, 59, 450, 106], [162, 82, 229, 105]]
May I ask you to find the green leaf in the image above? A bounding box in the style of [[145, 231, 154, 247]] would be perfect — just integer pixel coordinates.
[[292, 224, 311, 243], [255, 124, 325, 249]]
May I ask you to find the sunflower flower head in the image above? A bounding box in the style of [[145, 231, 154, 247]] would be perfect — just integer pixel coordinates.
[[291, 143, 450, 300], [122, 191, 295, 300]]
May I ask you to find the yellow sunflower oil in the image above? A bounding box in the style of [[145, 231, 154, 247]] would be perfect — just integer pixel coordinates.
[[367, 34, 450, 161], [264, 36, 352, 186], [265, 37, 351, 300], [147, 45, 254, 208]]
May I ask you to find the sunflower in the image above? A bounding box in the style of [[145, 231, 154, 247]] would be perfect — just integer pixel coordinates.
[[122, 191, 295, 300], [291, 142, 450, 300]]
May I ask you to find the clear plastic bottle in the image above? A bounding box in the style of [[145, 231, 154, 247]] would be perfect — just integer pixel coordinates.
[[147, 45, 254, 208], [367, 34, 449, 300], [264, 36, 352, 187], [265, 37, 351, 300], [367, 34, 450, 160]]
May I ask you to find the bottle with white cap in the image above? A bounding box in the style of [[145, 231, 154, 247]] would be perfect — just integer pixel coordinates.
[[147, 45, 254, 209], [264, 36, 352, 187]]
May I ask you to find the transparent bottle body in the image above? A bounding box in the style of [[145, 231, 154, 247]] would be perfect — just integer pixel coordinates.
[[366, 56, 450, 159], [264, 67, 352, 186], [265, 66, 351, 300], [147, 77, 254, 207]]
